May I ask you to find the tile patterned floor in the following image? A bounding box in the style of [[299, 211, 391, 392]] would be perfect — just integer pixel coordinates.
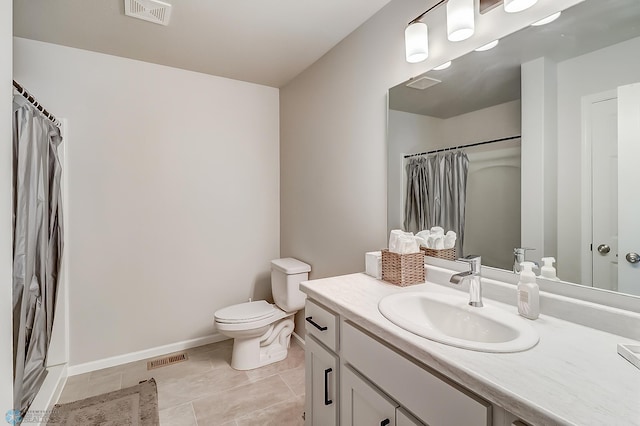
[[57, 339, 306, 425]]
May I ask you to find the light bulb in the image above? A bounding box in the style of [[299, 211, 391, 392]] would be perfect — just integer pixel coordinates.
[[405, 22, 429, 63], [504, 0, 538, 13], [433, 61, 452, 71], [447, 0, 475, 42], [475, 40, 499, 52], [531, 11, 561, 26]]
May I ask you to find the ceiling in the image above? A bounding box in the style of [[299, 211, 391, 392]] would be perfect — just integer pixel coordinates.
[[389, 0, 640, 118], [13, 0, 394, 88]]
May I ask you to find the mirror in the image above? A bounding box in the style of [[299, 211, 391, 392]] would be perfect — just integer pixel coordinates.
[[387, 0, 640, 297]]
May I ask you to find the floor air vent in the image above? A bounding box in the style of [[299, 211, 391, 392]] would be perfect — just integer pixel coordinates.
[[147, 352, 188, 370], [125, 0, 172, 26]]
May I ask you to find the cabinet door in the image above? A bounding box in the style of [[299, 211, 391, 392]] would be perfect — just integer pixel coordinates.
[[341, 366, 398, 426], [397, 408, 425, 426], [305, 335, 338, 426]]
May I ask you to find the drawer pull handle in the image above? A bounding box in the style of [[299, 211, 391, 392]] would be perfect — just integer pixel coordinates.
[[306, 316, 328, 331], [381, 419, 390, 426], [324, 368, 333, 405]]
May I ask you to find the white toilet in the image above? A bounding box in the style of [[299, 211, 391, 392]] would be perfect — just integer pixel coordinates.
[[214, 258, 311, 370]]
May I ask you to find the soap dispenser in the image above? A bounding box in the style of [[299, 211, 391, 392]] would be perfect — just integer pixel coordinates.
[[517, 261, 539, 320], [540, 257, 560, 281]]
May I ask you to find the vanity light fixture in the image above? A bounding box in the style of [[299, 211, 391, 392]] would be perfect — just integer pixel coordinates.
[[531, 11, 561, 26], [475, 39, 499, 51], [504, 0, 538, 13], [433, 61, 452, 70], [405, 22, 429, 63], [447, 0, 475, 42]]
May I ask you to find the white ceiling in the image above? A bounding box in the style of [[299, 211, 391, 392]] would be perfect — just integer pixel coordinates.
[[13, 0, 394, 88]]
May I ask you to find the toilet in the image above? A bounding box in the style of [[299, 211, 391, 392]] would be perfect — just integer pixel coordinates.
[[214, 258, 311, 370]]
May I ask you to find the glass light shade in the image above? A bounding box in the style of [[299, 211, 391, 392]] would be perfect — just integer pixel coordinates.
[[433, 61, 452, 71], [447, 0, 475, 42], [531, 11, 561, 26], [405, 22, 429, 63], [504, 0, 538, 13], [475, 40, 499, 52]]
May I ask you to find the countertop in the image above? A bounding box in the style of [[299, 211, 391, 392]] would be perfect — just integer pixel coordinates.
[[300, 271, 640, 426]]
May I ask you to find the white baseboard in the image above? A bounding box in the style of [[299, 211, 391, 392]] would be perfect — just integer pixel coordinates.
[[291, 331, 305, 348], [27, 364, 67, 425], [67, 333, 229, 376]]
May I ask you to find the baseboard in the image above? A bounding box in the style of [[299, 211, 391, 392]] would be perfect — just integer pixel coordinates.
[[291, 331, 305, 348], [27, 363, 67, 425], [67, 333, 229, 376]]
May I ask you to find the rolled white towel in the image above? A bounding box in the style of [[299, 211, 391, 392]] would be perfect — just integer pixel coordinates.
[[434, 236, 445, 249], [444, 231, 456, 249], [430, 226, 445, 237], [389, 230, 420, 254]]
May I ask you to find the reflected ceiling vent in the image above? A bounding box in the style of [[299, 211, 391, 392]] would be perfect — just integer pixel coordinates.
[[125, 0, 172, 26], [406, 76, 441, 90]]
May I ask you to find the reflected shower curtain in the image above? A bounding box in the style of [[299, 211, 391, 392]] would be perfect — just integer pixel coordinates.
[[12, 96, 63, 415], [404, 151, 469, 255]]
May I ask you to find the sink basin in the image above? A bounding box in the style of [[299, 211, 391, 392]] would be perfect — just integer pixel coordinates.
[[378, 291, 539, 352]]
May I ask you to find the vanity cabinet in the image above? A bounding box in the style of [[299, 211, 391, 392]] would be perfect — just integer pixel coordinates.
[[305, 298, 494, 426], [342, 366, 424, 426]]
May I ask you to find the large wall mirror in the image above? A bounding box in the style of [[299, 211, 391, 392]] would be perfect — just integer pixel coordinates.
[[387, 0, 640, 298]]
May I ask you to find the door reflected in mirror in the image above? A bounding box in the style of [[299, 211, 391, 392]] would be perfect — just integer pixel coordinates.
[[387, 0, 640, 296]]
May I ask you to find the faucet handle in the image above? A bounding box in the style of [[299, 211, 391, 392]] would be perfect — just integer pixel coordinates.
[[457, 255, 481, 273]]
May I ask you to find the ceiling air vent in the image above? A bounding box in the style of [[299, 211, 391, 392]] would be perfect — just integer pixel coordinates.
[[125, 0, 172, 26], [406, 76, 441, 90]]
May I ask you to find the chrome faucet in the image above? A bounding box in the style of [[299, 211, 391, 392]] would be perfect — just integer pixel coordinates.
[[513, 248, 538, 273], [450, 255, 483, 308]]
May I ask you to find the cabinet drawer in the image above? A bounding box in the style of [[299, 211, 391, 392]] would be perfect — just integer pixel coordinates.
[[343, 321, 491, 426], [305, 300, 339, 351]]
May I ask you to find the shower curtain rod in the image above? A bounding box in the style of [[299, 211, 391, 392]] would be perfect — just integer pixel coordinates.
[[13, 80, 61, 127], [404, 135, 521, 159]]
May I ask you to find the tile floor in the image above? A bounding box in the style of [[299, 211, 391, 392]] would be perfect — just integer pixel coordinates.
[[57, 339, 306, 425]]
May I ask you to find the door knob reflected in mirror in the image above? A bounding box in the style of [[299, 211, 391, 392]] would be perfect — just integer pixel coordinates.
[[626, 252, 640, 264], [597, 244, 611, 255]]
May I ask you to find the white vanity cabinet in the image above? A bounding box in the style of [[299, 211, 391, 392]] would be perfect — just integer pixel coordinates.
[[304, 300, 340, 426], [342, 366, 425, 426], [305, 298, 495, 426]]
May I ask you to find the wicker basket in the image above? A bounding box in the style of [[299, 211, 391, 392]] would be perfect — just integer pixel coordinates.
[[420, 246, 456, 261], [381, 249, 425, 286]]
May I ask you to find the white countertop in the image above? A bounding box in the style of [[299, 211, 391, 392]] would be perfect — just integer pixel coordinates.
[[300, 271, 640, 426]]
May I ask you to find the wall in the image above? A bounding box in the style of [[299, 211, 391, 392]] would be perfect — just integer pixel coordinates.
[[1, 0, 13, 413], [13, 38, 280, 367], [388, 100, 521, 269], [280, 0, 583, 280], [521, 57, 558, 267], [556, 36, 640, 283]]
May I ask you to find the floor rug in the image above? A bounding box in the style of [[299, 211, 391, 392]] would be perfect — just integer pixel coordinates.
[[47, 378, 158, 425]]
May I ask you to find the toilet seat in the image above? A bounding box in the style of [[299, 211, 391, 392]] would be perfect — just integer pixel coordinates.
[[215, 300, 276, 324]]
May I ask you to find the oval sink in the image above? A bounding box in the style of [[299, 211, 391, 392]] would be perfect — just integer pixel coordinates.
[[378, 291, 539, 352]]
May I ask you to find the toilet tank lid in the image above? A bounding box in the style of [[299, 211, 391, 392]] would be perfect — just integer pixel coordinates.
[[271, 258, 311, 274]]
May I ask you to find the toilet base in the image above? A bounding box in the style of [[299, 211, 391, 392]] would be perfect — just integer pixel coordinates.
[[230, 316, 295, 370]]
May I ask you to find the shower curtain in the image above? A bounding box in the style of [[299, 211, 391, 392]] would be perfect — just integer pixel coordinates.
[[404, 151, 469, 256], [12, 95, 63, 415]]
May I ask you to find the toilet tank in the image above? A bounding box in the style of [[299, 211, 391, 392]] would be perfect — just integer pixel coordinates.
[[271, 258, 311, 313]]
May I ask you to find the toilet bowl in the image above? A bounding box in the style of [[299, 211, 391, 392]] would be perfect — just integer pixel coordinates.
[[214, 258, 310, 370]]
